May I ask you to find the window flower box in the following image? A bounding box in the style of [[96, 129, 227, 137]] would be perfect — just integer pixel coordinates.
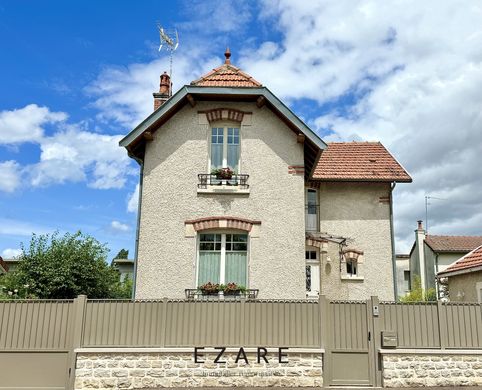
[[197, 282, 247, 296], [198, 282, 220, 295]]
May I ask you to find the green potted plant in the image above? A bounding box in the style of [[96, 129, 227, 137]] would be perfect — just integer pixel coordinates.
[[198, 282, 221, 295]]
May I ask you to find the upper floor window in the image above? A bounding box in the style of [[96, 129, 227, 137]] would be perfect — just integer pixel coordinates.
[[210, 126, 240, 172]]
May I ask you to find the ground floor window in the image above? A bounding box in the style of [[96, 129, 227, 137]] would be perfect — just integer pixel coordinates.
[[305, 249, 320, 298], [198, 233, 248, 287]]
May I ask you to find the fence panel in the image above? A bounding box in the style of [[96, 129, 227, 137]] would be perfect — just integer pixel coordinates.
[[0, 300, 74, 350], [164, 299, 321, 348], [379, 302, 440, 348], [440, 303, 482, 349], [82, 299, 321, 348], [83, 300, 166, 347]]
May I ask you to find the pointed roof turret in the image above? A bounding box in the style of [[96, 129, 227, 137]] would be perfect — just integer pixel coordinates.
[[190, 48, 262, 88]]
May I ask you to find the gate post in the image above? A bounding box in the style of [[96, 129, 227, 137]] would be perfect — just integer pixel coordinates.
[[68, 295, 87, 390], [370, 296, 382, 387], [318, 295, 330, 388]]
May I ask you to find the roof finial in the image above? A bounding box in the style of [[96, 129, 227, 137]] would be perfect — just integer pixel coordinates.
[[224, 47, 231, 64]]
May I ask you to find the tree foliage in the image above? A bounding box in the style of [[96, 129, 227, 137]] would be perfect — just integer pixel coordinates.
[[399, 275, 437, 302], [114, 249, 129, 259], [0, 231, 132, 299]]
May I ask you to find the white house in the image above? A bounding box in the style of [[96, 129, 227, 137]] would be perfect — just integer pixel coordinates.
[[120, 49, 412, 301]]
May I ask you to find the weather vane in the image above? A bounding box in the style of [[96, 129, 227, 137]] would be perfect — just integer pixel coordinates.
[[157, 23, 179, 89]]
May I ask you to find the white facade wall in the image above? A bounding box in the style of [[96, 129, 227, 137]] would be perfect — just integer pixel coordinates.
[[136, 101, 306, 299]]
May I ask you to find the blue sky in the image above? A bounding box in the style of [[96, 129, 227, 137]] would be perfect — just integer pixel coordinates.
[[1, 1, 482, 259]]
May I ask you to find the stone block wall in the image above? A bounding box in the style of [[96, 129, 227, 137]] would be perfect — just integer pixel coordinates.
[[383, 353, 482, 387], [74, 351, 323, 389]]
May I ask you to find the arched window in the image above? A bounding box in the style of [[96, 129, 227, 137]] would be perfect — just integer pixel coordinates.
[[341, 249, 364, 280]]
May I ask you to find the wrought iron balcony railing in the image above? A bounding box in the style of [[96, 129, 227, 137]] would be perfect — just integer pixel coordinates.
[[198, 174, 249, 189], [185, 288, 259, 301]]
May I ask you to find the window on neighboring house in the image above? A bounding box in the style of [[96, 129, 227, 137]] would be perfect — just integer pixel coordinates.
[[346, 258, 358, 276], [198, 233, 247, 287], [404, 270, 411, 292], [210, 126, 240, 172]]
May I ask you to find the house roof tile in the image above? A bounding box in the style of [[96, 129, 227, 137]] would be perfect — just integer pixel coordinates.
[[190, 48, 262, 88], [312, 142, 412, 182], [425, 235, 482, 253], [438, 245, 482, 275]]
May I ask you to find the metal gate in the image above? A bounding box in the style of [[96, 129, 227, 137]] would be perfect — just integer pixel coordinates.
[[323, 298, 380, 387]]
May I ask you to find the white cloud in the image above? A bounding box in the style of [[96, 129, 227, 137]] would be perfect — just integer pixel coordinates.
[[0, 103, 137, 192], [85, 53, 219, 128], [0, 160, 21, 193], [244, 0, 482, 252], [110, 220, 130, 233], [0, 104, 67, 144], [1, 248, 22, 258], [127, 183, 139, 213], [28, 126, 135, 189], [0, 120, 135, 191]]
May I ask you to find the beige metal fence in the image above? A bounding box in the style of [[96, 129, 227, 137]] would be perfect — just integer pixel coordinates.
[[1, 298, 481, 351], [82, 299, 321, 348], [380, 301, 482, 349], [0, 297, 481, 390], [0, 299, 74, 350]]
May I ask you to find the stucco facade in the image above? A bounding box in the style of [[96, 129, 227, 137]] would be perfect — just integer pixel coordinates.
[[316, 182, 395, 301], [121, 56, 411, 301], [136, 101, 306, 299], [448, 270, 482, 302]]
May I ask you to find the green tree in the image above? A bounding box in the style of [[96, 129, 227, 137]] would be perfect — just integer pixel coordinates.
[[399, 275, 437, 302], [0, 231, 129, 299], [114, 249, 129, 259]]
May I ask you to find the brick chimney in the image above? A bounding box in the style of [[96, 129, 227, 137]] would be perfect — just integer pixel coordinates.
[[153, 71, 171, 110]]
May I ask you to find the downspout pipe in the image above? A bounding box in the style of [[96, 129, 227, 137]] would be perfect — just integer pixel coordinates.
[[132, 161, 144, 299], [390, 182, 398, 300]]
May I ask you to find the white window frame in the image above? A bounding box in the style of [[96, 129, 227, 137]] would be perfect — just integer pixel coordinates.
[[208, 122, 242, 173], [305, 188, 319, 232], [305, 247, 320, 298], [195, 231, 249, 287]]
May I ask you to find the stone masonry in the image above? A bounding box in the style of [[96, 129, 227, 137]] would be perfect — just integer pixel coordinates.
[[74, 352, 323, 389], [383, 353, 482, 387]]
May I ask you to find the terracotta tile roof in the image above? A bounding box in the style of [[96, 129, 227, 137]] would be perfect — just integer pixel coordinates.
[[190, 48, 262, 88], [425, 235, 482, 253], [312, 142, 412, 182], [438, 245, 482, 275]]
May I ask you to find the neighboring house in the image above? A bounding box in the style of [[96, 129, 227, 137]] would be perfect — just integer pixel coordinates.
[[437, 245, 482, 302], [0, 257, 19, 273], [409, 220, 482, 297], [119, 49, 412, 301], [395, 254, 411, 298], [0, 256, 8, 274], [111, 258, 135, 281]]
